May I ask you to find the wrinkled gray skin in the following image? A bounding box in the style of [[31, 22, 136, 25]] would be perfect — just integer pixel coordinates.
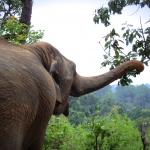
[[0, 38, 144, 150]]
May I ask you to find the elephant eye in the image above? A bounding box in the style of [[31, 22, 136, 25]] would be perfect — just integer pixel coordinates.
[[52, 71, 60, 86]]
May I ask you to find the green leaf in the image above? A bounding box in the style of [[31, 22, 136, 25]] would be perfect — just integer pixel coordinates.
[[93, 15, 99, 24], [141, 56, 146, 62], [101, 62, 107, 67], [110, 65, 114, 70], [139, 49, 144, 55], [141, 2, 145, 8], [118, 40, 124, 43], [122, 33, 126, 38], [129, 71, 137, 77], [129, 33, 134, 43], [115, 50, 119, 58], [126, 29, 130, 35], [112, 28, 115, 36], [118, 47, 124, 50], [105, 34, 110, 41], [115, 32, 120, 37], [126, 38, 129, 46], [143, 61, 148, 66], [132, 44, 138, 52], [113, 59, 120, 66], [136, 30, 142, 38], [103, 55, 108, 59], [105, 41, 111, 47], [120, 79, 128, 86], [144, 27, 150, 34], [137, 41, 143, 47]]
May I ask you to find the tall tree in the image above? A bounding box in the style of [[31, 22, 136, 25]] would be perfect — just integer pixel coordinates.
[[0, 0, 44, 45], [20, 0, 32, 26]]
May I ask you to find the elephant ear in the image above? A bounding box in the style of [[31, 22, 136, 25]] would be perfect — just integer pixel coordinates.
[[50, 60, 57, 73], [54, 81, 62, 104], [50, 60, 62, 104]]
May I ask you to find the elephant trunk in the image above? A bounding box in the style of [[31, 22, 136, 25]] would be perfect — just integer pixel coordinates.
[[71, 60, 144, 97]]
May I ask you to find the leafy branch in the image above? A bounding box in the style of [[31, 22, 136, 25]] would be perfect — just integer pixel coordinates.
[[93, 0, 150, 86], [0, 0, 44, 45]]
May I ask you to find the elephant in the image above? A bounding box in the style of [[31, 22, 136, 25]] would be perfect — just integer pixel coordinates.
[[0, 37, 144, 150]]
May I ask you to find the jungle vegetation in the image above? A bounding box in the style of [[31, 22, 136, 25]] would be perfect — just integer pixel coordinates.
[[1, 0, 150, 150], [43, 84, 150, 150]]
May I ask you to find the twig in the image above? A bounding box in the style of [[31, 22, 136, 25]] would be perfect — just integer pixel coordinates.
[[145, 19, 150, 24], [128, 5, 140, 16], [98, 40, 113, 59], [140, 17, 150, 60], [140, 17, 146, 44]]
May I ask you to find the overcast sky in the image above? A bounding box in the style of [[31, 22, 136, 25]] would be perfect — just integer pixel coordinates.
[[31, 0, 150, 85]]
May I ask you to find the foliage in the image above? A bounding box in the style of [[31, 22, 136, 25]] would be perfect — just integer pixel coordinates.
[[43, 115, 86, 150], [69, 90, 118, 125], [93, 0, 150, 86], [115, 84, 150, 109], [0, 0, 44, 45], [128, 107, 150, 120], [43, 115, 72, 150], [0, 16, 44, 45], [69, 94, 100, 124], [83, 108, 142, 150], [0, 0, 23, 24], [69, 84, 150, 125], [43, 84, 150, 149], [43, 109, 143, 150], [94, 0, 150, 25]]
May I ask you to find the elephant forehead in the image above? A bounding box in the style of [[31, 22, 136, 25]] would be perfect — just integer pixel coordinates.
[[63, 58, 76, 72]]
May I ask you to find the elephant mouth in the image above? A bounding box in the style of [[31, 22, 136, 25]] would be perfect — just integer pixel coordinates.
[[53, 92, 70, 116], [51, 71, 69, 116], [51, 71, 62, 104]]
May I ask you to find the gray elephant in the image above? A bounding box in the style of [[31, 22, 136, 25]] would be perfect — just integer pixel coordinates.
[[0, 37, 144, 150]]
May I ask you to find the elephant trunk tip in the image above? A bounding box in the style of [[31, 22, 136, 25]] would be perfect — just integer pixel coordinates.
[[129, 60, 144, 72]]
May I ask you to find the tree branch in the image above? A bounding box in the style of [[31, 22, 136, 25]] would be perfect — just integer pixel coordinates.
[[140, 17, 150, 60], [128, 5, 140, 16]]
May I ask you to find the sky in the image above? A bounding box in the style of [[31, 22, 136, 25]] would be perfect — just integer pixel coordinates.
[[31, 0, 150, 85]]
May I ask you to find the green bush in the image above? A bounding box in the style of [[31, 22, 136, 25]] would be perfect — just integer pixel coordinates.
[[0, 16, 44, 45], [43, 108, 143, 150], [82, 107, 142, 150], [43, 115, 86, 150]]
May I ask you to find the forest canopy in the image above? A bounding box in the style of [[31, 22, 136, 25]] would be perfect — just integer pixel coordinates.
[[43, 84, 150, 150]]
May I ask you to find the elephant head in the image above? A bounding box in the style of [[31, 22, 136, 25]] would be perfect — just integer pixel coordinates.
[[21, 42, 144, 116]]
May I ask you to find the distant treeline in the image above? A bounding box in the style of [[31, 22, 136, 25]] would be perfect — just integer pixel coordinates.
[[69, 84, 150, 125]]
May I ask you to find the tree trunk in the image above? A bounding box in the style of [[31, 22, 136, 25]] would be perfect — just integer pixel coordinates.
[[20, 0, 33, 26], [141, 122, 148, 150], [19, 0, 33, 44]]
